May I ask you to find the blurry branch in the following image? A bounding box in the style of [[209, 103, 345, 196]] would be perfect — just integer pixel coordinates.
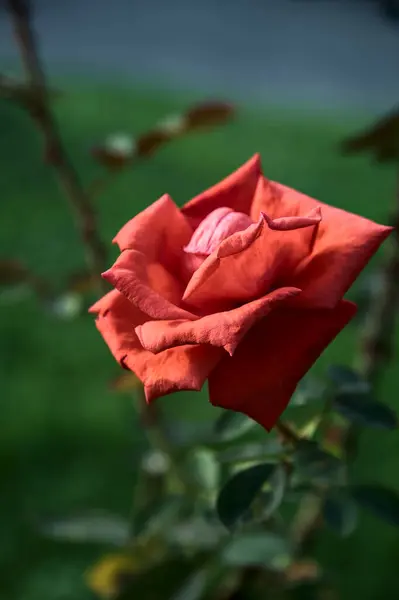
[[88, 101, 234, 198], [275, 420, 302, 445], [6, 0, 108, 290], [0, 72, 61, 107], [0, 258, 50, 300]]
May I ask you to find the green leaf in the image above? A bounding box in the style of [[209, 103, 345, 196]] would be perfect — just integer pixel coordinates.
[[132, 496, 182, 538], [333, 392, 398, 430], [185, 448, 220, 493], [351, 484, 399, 527], [165, 516, 226, 550], [294, 441, 344, 485], [261, 465, 287, 520], [327, 365, 370, 394], [216, 463, 275, 528], [322, 492, 358, 537], [39, 512, 129, 546], [222, 532, 291, 569], [214, 410, 258, 442], [290, 375, 326, 406], [216, 439, 283, 465]]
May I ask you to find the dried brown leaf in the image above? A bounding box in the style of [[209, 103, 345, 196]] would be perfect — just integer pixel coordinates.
[[136, 130, 171, 157], [91, 146, 132, 169], [185, 101, 234, 130]]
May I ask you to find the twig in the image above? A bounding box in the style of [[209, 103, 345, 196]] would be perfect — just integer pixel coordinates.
[[6, 0, 108, 290], [276, 420, 302, 445]]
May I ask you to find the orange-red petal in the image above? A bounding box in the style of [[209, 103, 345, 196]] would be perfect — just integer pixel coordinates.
[[208, 300, 357, 431], [183, 212, 320, 313], [89, 289, 223, 401], [113, 193, 193, 275], [181, 154, 262, 228], [252, 177, 393, 308], [103, 249, 197, 320], [135, 286, 300, 356]]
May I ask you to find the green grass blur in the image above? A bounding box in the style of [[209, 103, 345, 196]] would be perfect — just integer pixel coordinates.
[[0, 83, 398, 599]]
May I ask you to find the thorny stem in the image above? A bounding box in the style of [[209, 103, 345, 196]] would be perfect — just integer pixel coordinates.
[[6, 0, 108, 291]]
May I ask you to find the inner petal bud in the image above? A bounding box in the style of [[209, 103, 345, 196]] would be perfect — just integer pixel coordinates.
[[184, 207, 253, 257]]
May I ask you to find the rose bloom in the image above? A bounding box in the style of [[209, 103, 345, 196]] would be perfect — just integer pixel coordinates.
[[90, 155, 391, 430]]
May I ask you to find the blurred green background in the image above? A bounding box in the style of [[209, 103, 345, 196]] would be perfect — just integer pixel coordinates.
[[1, 82, 399, 600]]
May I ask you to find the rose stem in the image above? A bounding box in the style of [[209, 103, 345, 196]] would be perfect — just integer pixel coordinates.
[[6, 0, 108, 292]]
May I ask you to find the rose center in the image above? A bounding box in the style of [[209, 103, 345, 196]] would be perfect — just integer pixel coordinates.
[[183, 207, 253, 274]]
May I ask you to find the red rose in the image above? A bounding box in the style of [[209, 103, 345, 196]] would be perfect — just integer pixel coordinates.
[[90, 155, 391, 430]]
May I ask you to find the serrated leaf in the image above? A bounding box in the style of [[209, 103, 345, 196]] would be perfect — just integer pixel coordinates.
[[222, 532, 291, 569], [214, 410, 258, 442], [216, 463, 275, 528], [328, 365, 370, 394], [333, 392, 397, 430], [322, 492, 358, 537], [351, 484, 399, 527]]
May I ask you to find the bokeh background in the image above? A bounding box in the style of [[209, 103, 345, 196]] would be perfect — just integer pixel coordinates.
[[1, 1, 399, 599]]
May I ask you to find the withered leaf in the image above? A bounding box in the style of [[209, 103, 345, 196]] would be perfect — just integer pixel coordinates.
[[186, 101, 234, 130]]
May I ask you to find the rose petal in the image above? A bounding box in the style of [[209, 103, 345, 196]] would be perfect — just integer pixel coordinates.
[[135, 286, 300, 356], [181, 154, 262, 228], [89, 289, 146, 365], [113, 194, 193, 274], [90, 289, 223, 400], [183, 212, 320, 312], [127, 345, 224, 403], [103, 249, 197, 320], [183, 207, 253, 256], [252, 177, 393, 308], [208, 300, 357, 431]]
